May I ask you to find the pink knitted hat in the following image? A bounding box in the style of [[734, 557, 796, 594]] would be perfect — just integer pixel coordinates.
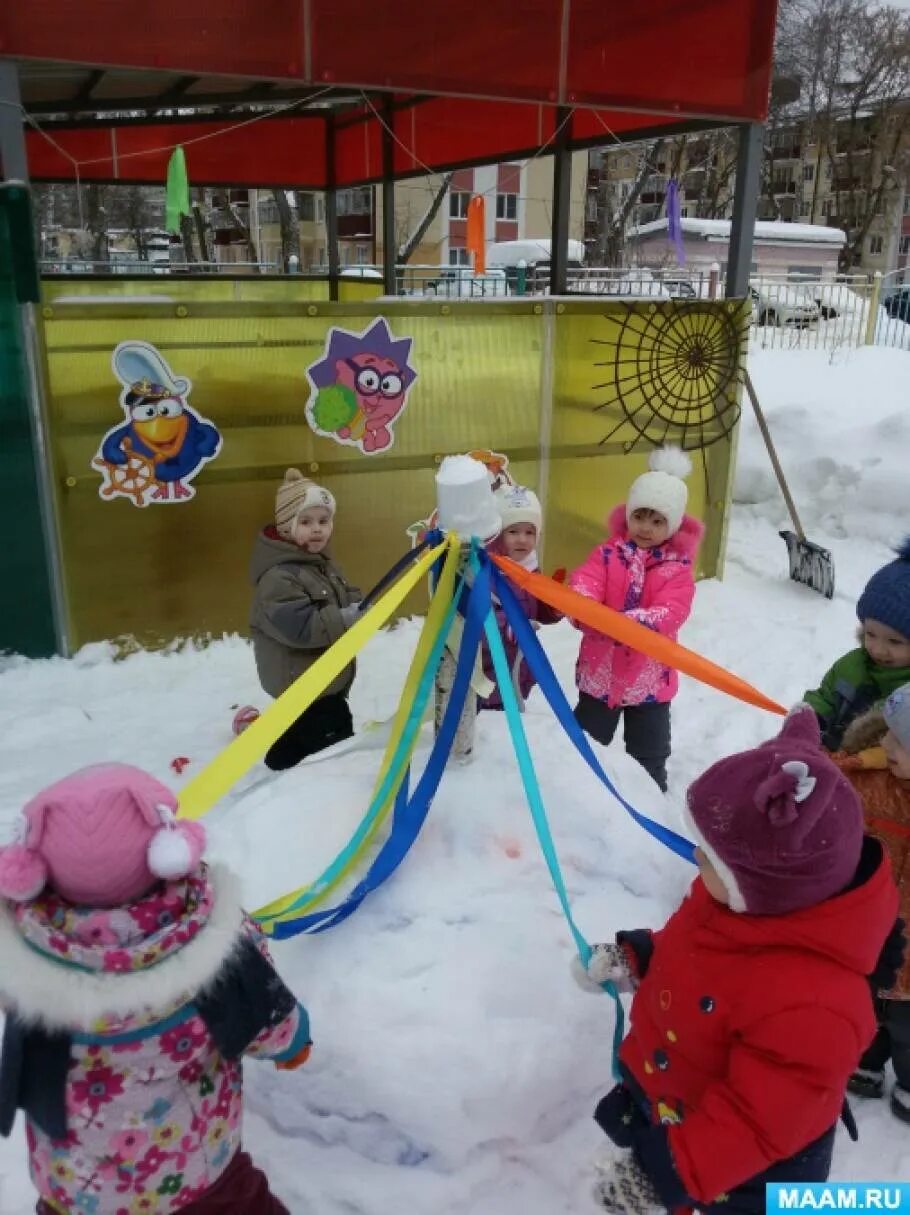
[[0, 764, 206, 907], [685, 707, 864, 915]]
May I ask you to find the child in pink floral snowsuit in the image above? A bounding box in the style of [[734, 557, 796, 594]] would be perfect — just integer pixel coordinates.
[[0, 764, 310, 1215], [569, 448, 703, 791]]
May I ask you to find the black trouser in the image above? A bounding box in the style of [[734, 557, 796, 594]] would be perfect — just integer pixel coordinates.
[[574, 693, 670, 792], [264, 693, 353, 771], [596, 1082, 835, 1215], [859, 998, 910, 1088]]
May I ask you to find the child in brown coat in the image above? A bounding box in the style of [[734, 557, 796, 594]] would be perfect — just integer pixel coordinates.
[[833, 682, 910, 1122]]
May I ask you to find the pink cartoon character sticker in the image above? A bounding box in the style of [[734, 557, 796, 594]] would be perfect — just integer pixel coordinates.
[[305, 318, 417, 455]]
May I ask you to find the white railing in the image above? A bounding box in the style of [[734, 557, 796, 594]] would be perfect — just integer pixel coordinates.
[[38, 257, 910, 351]]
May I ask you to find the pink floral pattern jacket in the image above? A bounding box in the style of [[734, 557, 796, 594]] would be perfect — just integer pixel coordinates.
[[0, 866, 309, 1214], [569, 505, 704, 708]]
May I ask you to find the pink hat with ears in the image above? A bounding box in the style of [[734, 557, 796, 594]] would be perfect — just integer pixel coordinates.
[[0, 764, 206, 908]]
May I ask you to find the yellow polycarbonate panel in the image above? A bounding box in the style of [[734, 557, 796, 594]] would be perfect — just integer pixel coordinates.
[[544, 300, 748, 580], [42, 278, 334, 303], [40, 293, 746, 649]]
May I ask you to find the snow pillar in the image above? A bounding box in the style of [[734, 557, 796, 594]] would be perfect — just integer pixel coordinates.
[[433, 457, 501, 763]]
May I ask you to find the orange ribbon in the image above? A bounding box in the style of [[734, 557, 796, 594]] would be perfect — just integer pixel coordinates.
[[490, 554, 786, 716]]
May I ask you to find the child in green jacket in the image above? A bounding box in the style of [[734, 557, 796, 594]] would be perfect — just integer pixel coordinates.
[[806, 539, 910, 751]]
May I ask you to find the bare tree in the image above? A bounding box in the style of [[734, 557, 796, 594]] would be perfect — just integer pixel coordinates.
[[397, 172, 454, 263], [771, 0, 910, 266], [83, 185, 111, 264], [271, 188, 299, 269], [192, 197, 210, 264], [179, 214, 198, 264], [595, 138, 666, 266], [120, 186, 151, 261]]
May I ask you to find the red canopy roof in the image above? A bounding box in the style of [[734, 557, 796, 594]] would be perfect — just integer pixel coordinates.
[[3, 0, 779, 187]]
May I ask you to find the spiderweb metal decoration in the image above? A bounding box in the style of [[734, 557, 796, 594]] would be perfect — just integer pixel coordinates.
[[592, 302, 749, 454]]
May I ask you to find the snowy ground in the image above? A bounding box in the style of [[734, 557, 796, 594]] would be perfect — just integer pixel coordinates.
[[2, 346, 910, 1211]]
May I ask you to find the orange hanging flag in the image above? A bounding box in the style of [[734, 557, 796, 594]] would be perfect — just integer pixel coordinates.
[[490, 554, 787, 717], [466, 196, 486, 274]]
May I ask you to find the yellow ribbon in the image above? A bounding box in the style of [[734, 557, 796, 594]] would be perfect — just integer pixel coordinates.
[[254, 532, 461, 924], [177, 539, 448, 821]]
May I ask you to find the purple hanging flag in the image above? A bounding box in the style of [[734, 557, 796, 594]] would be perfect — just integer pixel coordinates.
[[666, 179, 686, 266]]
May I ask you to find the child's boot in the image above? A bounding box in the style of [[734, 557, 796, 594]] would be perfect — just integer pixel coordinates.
[[847, 1067, 885, 1098], [891, 1085, 910, 1123]]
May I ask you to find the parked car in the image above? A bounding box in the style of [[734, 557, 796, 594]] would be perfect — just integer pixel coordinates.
[[661, 278, 697, 299], [749, 283, 820, 327], [884, 285, 910, 322]]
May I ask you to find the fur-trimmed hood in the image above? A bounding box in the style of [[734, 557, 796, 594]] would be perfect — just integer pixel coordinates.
[[0, 864, 245, 1032], [841, 706, 889, 756]]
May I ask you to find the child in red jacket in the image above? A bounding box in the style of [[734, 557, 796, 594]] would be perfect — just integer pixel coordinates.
[[575, 708, 900, 1215]]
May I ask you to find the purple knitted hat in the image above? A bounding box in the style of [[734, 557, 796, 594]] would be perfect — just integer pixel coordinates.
[[685, 706, 864, 915]]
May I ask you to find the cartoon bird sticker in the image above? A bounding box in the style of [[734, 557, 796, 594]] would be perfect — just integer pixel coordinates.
[[93, 342, 222, 506], [305, 318, 417, 455]]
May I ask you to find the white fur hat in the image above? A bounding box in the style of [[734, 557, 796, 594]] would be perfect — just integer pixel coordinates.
[[494, 484, 542, 534], [625, 447, 692, 536]]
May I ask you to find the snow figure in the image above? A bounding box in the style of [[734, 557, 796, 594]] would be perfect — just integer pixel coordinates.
[[93, 342, 222, 507], [406, 449, 514, 548], [305, 318, 417, 455]]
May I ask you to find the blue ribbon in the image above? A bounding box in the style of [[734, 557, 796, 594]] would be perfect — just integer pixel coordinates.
[[474, 552, 624, 1079], [360, 531, 436, 612], [272, 548, 492, 938], [489, 561, 695, 864]]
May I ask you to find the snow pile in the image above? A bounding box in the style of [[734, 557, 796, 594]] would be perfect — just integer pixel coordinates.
[[631, 218, 846, 246], [734, 347, 910, 552], [1, 347, 909, 1210]]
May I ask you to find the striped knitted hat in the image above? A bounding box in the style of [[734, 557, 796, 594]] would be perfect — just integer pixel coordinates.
[[275, 468, 336, 539]]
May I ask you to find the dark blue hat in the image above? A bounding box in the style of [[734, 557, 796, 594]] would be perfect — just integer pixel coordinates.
[[857, 538, 910, 639]]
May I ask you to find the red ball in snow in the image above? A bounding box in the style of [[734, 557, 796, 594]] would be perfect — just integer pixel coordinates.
[[232, 705, 260, 736]]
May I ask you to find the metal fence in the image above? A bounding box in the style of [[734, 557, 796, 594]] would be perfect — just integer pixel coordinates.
[[39, 257, 910, 351]]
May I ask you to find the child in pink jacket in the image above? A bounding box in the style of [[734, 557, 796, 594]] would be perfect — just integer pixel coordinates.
[[569, 447, 703, 791], [0, 764, 309, 1215]]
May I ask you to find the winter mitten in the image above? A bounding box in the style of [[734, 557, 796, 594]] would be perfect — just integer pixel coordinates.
[[572, 943, 637, 994], [276, 1043, 312, 1072], [593, 1153, 664, 1215], [339, 603, 361, 628]]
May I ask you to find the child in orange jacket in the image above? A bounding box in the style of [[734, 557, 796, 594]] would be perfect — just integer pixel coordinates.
[[833, 683, 910, 1122]]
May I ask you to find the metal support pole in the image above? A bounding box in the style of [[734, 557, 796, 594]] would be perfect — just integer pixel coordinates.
[[381, 97, 397, 296], [0, 61, 28, 180], [725, 122, 764, 299], [0, 69, 71, 654], [549, 106, 573, 296], [325, 113, 340, 301]]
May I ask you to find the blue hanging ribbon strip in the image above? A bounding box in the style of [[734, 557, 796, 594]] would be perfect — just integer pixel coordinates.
[[473, 551, 624, 1079], [489, 560, 695, 864], [272, 548, 492, 939], [360, 532, 435, 613]]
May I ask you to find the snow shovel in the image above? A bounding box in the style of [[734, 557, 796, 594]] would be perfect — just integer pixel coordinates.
[[742, 370, 835, 600]]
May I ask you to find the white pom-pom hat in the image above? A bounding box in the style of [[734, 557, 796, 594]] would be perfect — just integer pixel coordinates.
[[0, 764, 206, 908], [625, 446, 692, 537]]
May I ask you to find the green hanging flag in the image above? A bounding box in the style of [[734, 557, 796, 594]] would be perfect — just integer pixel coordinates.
[[165, 146, 191, 234]]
